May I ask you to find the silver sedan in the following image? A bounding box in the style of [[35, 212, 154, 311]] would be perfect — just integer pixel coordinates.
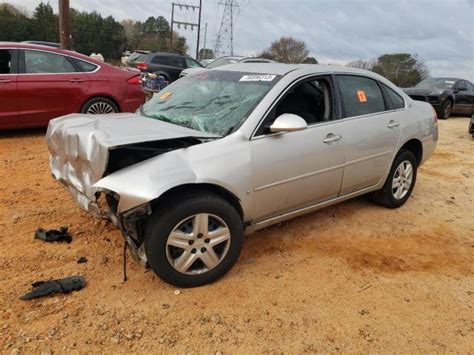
[[47, 63, 438, 287]]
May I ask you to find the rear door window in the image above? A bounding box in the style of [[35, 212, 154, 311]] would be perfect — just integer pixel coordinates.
[[151, 55, 169, 65], [24, 50, 78, 73], [337, 75, 386, 117], [167, 56, 185, 68]]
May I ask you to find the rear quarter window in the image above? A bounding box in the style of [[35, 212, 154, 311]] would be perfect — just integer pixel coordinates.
[[382, 84, 405, 110], [75, 59, 99, 72]]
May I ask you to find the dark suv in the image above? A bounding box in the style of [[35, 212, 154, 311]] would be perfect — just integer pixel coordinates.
[[403, 78, 474, 119], [135, 52, 203, 82]]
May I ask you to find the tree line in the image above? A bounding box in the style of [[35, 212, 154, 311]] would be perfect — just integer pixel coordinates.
[[0, 2, 188, 60], [0, 2, 429, 86], [258, 36, 429, 87]]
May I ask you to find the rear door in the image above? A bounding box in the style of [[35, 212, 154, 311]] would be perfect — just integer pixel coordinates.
[[0, 48, 19, 129], [336, 75, 402, 195], [17, 49, 90, 127]]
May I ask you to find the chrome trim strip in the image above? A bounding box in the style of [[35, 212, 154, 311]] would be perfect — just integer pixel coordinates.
[[247, 185, 377, 233], [254, 150, 392, 192], [254, 163, 345, 192], [344, 149, 393, 167]]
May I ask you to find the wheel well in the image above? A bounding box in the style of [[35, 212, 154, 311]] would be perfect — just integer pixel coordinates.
[[81, 95, 121, 112], [400, 139, 423, 165], [150, 184, 244, 220]]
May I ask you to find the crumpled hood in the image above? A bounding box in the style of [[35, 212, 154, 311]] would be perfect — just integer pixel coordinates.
[[46, 112, 218, 212]]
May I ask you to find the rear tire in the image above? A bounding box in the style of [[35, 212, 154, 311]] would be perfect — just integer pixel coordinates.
[[144, 192, 243, 287], [81, 97, 119, 114], [438, 99, 452, 120], [370, 149, 418, 208]]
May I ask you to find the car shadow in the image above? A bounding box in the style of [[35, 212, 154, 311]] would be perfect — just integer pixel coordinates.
[[0, 127, 46, 139]]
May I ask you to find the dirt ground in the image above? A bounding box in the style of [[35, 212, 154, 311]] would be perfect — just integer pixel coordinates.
[[0, 117, 473, 354]]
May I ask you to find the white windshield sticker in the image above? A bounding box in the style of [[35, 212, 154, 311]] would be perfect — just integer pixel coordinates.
[[239, 74, 276, 82], [445, 80, 455, 84]]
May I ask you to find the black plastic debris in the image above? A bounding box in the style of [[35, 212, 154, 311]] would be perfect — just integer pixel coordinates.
[[77, 257, 88, 264], [35, 227, 72, 243], [20, 276, 86, 300]]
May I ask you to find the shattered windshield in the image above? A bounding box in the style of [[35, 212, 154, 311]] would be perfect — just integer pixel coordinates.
[[140, 70, 280, 136]]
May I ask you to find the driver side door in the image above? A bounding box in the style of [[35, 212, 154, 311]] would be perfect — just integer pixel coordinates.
[[249, 76, 346, 220]]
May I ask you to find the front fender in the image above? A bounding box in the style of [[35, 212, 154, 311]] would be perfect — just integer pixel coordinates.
[[93, 147, 243, 214]]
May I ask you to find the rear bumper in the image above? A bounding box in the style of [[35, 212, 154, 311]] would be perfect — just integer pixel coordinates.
[[122, 87, 145, 112]]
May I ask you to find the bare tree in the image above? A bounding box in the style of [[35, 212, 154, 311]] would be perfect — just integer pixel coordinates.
[[259, 36, 309, 64], [346, 59, 374, 70]]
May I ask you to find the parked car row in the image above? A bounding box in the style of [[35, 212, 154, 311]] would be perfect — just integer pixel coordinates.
[[0, 42, 145, 130]]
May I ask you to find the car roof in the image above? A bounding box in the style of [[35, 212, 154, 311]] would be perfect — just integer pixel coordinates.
[[214, 62, 374, 76], [149, 51, 186, 57], [0, 41, 106, 66]]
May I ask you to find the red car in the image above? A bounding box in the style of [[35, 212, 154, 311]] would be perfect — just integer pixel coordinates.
[[0, 42, 145, 130]]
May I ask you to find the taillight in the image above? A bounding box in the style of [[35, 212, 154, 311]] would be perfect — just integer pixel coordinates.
[[136, 63, 148, 70], [127, 75, 141, 85]]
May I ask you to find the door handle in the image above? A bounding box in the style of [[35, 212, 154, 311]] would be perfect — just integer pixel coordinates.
[[69, 78, 85, 83], [0, 79, 11, 83], [323, 133, 342, 144], [387, 120, 400, 128]]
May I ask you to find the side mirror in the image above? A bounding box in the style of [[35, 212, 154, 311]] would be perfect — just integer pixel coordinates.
[[269, 113, 308, 133], [457, 86, 467, 92]]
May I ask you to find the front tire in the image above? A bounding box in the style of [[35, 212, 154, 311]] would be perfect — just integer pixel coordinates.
[[371, 149, 418, 208], [144, 192, 243, 287], [438, 99, 452, 120]]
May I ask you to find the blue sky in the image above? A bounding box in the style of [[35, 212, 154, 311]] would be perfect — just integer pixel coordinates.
[[10, 0, 474, 80]]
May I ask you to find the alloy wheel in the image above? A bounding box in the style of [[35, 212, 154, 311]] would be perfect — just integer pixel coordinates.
[[392, 160, 413, 200], [165, 213, 231, 275], [86, 101, 116, 114]]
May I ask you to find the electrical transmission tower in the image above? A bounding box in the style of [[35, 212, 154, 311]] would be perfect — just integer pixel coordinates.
[[214, 0, 239, 57]]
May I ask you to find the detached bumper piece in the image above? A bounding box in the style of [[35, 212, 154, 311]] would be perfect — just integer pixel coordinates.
[[34, 227, 72, 243], [20, 276, 86, 300]]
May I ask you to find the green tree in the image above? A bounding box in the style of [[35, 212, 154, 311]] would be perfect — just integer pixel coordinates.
[[372, 53, 429, 87], [199, 48, 215, 60], [31, 2, 58, 42], [259, 36, 309, 64], [0, 3, 32, 41], [303, 56, 318, 64]]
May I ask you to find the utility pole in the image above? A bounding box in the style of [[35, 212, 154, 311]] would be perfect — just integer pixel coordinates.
[[201, 22, 207, 60], [169, 1, 202, 59], [58, 0, 71, 49], [196, 0, 202, 60]]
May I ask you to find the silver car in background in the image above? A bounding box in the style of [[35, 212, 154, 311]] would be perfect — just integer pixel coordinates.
[[46, 63, 438, 287]]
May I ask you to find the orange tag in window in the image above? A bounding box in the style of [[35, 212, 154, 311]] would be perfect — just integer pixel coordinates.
[[159, 92, 172, 100], [357, 90, 367, 103]]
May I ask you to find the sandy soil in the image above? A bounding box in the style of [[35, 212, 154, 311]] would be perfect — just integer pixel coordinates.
[[0, 117, 473, 354]]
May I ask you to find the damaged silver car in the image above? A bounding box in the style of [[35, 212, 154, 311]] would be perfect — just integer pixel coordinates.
[[47, 63, 438, 287]]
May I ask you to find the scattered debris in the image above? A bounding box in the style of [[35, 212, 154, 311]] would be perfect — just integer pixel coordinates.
[[77, 257, 88, 264], [174, 289, 181, 295], [35, 227, 72, 243], [358, 284, 372, 293], [359, 309, 370, 315], [20, 276, 86, 300]]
